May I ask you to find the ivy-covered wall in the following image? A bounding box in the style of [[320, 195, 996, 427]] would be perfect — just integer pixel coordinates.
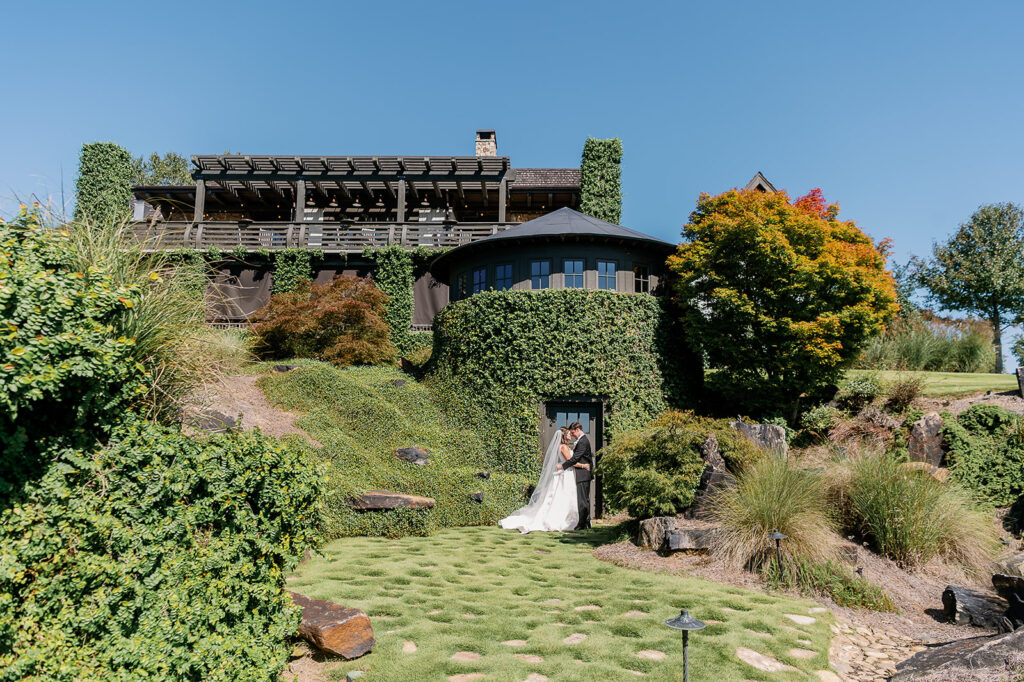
[[74, 142, 134, 225], [579, 138, 623, 224], [272, 248, 321, 294], [428, 289, 678, 475], [364, 245, 440, 354]]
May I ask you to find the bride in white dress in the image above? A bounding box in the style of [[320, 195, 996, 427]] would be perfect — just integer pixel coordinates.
[[499, 428, 589, 533]]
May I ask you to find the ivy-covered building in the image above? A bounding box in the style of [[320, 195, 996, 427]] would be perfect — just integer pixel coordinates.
[[131, 130, 581, 325]]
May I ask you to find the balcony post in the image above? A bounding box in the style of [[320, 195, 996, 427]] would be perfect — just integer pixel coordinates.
[[293, 179, 306, 222], [397, 179, 406, 223], [498, 176, 507, 223], [193, 179, 205, 224]]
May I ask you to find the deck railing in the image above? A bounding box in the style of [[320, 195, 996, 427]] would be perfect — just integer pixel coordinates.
[[132, 221, 517, 252]]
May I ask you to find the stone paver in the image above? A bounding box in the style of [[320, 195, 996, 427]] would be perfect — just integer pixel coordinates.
[[744, 628, 770, 638], [789, 648, 817, 659], [808, 607, 828, 614], [542, 598, 561, 604], [815, 672, 841, 682], [451, 651, 481, 662], [402, 641, 417, 653], [784, 613, 816, 625], [515, 654, 543, 663], [427, 609, 442, 615], [448, 675, 484, 682], [462, 613, 477, 619], [524, 675, 548, 682], [502, 640, 527, 647], [574, 605, 601, 611], [623, 610, 646, 617], [736, 647, 799, 673], [636, 650, 667, 660], [563, 633, 587, 644], [828, 615, 919, 680]]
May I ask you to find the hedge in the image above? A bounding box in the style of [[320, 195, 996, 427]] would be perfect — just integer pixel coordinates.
[[579, 138, 623, 224], [428, 289, 676, 476], [74, 142, 134, 225]]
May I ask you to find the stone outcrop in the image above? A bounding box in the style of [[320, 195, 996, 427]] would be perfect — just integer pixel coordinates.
[[345, 490, 435, 511], [893, 629, 1024, 680], [288, 591, 374, 659], [682, 433, 730, 520], [273, 364, 299, 373], [941, 585, 1007, 628], [729, 421, 787, 456], [637, 517, 676, 549], [996, 552, 1024, 579], [395, 446, 431, 465], [992, 573, 1024, 632], [190, 408, 237, 433], [636, 516, 716, 553], [469, 491, 484, 503], [908, 412, 945, 467]]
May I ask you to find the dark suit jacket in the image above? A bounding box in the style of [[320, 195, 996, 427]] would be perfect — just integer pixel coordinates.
[[560, 434, 593, 483]]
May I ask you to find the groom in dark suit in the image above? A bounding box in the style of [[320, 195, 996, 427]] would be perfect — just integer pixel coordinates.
[[559, 421, 593, 530]]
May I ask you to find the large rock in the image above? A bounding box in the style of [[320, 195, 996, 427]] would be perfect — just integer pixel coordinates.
[[289, 591, 374, 659], [908, 412, 945, 467], [992, 573, 1024, 632], [893, 629, 1024, 680], [729, 421, 787, 456], [682, 433, 730, 520], [941, 585, 1006, 629], [395, 446, 431, 466], [345, 490, 435, 511], [996, 552, 1024, 579], [191, 408, 237, 433], [638, 517, 676, 549], [664, 528, 715, 552]]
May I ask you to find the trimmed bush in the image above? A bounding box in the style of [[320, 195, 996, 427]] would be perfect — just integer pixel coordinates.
[[601, 410, 761, 519], [0, 420, 321, 680], [251, 275, 398, 366], [429, 289, 675, 476], [259, 363, 531, 538], [944, 404, 1024, 506], [830, 450, 998, 572], [74, 142, 134, 225], [709, 456, 841, 570]]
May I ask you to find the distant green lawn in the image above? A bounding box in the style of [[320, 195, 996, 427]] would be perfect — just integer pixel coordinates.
[[289, 526, 833, 681], [848, 369, 1019, 397]]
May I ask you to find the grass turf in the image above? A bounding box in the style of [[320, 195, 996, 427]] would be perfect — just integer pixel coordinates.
[[847, 369, 1019, 397], [289, 525, 833, 681]]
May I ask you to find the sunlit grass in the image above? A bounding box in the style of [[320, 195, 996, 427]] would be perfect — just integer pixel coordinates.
[[847, 369, 1017, 397]]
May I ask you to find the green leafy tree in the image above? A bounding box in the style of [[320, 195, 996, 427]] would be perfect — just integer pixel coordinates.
[[913, 203, 1024, 373], [579, 138, 623, 224], [73, 142, 133, 224], [131, 151, 193, 185], [668, 188, 898, 412]]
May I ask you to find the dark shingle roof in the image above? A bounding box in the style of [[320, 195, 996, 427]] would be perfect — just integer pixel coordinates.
[[510, 168, 580, 189]]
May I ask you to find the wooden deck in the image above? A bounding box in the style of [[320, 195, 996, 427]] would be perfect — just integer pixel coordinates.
[[132, 221, 517, 253]]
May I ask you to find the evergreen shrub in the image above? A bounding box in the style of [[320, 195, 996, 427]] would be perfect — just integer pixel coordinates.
[[579, 138, 623, 224], [259, 363, 531, 538], [944, 404, 1024, 506], [73, 142, 133, 225], [601, 410, 761, 519], [428, 289, 675, 476]]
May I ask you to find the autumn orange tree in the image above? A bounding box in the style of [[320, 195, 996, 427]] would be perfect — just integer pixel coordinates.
[[251, 275, 398, 366], [668, 188, 898, 412]]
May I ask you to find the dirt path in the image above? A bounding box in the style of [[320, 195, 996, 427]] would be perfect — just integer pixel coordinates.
[[184, 374, 322, 447]]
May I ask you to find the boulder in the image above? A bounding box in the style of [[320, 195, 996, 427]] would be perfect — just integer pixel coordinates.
[[395, 446, 431, 466], [664, 528, 715, 552], [474, 471, 491, 479], [288, 591, 374, 659], [638, 517, 676, 549], [274, 364, 300, 373], [729, 421, 787, 456], [996, 552, 1024, 579], [469, 491, 484, 503], [992, 573, 1024, 632], [191, 409, 237, 433], [941, 585, 1007, 628], [893, 629, 1024, 680], [682, 433, 730, 520], [345, 490, 435, 511], [908, 412, 945, 467]]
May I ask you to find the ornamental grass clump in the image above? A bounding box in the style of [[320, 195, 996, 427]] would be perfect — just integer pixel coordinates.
[[708, 455, 840, 571], [830, 450, 999, 573]]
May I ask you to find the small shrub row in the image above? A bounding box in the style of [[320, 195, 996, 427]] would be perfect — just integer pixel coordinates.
[[944, 404, 1024, 507]]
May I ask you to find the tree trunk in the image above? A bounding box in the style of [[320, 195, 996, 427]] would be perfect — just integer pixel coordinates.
[[993, 310, 1004, 374]]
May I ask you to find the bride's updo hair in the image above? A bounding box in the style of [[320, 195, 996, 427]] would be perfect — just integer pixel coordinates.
[[560, 428, 573, 445]]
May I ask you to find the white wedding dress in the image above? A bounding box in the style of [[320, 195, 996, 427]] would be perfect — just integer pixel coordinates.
[[499, 433, 579, 533]]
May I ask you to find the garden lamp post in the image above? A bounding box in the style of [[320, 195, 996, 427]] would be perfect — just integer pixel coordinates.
[[769, 529, 787, 575], [664, 608, 706, 682]]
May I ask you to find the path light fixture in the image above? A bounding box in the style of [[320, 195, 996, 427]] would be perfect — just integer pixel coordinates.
[[768, 529, 787, 574], [664, 608, 706, 682]]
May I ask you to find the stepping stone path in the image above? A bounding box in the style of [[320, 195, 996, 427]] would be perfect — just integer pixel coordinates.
[[789, 648, 817, 659], [828, 616, 923, 680], [636, 650, 666, 660], [502, 640, 527, 647], [623, 610, 646, 617], [736, 647, 798, 673], [515, 654, 544, 663], [784, 613, 816, 626], [574, 605, 601, 611], [402, 641, 417, 653], [448, 675, 484, 682], [451, 651, 481, 662], [427, 610, 442, 615], [523, 675, 548, 682], [744, 628, 770, 638], [542, 599, 561, 604], [563, 633, 587, 644]]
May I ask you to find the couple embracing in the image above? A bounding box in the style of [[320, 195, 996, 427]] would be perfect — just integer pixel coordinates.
[[499, 421, 594, 533]]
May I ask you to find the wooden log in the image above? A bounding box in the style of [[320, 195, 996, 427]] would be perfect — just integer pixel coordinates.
[[942, 585, 1007, 628], [345, 490, 435, 511], [288, 591, 374, 659]]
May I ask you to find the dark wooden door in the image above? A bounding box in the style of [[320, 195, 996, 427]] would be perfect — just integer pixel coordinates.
[[542, 401, 604, 518]]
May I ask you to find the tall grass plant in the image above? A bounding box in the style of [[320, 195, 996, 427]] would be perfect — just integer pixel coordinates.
[[857, 312, 996, 373]]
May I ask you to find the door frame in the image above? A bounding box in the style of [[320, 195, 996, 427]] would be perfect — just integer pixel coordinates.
[[539, 396, 606, 519]]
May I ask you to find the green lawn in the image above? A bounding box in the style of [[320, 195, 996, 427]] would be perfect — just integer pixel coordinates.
[[847, 369, 1019, 397], [289, 526, 833, 681]]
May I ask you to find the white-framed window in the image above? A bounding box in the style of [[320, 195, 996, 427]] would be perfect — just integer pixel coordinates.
[[597, 260, 617, 290]]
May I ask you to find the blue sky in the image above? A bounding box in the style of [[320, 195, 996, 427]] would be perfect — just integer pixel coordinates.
[[4, 2, 1024, 333]]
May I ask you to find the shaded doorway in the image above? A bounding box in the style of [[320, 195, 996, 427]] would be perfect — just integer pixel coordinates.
[[542, 400, 604, 519]]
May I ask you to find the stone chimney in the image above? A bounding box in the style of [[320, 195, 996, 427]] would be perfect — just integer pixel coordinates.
[[475, 130, 497, 157]]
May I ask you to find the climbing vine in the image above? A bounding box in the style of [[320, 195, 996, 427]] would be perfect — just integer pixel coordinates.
[[363, 246, 446, 354], [73, 142, 134, 225], [579, 138, 623, 224], [272, 248, 321, 294]]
